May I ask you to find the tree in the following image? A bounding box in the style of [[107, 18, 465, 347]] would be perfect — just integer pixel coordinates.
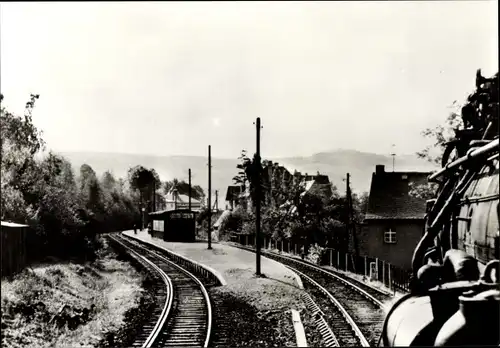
[[232, 150, 251, 189], [415, 69, 498, 204], [408, 181, 439, 201], [163, 179, 205, 201], [418, 70, 499, 167], [163, 178, 179, 195], [101, 171, 116, 191], [127, 165, 161, 212], [1, 94, 45, 222], [417, 102, 464, 166], [0, 94, 44, 163]]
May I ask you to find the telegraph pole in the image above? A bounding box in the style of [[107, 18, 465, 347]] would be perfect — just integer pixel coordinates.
[[208, 145, 212, 249], [188, 168, 192, 211], [255, 117, 262, 276]]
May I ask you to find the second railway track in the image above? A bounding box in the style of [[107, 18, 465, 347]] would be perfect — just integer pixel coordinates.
[[108, 233, 212, 347], [232, 243, 390, 347]]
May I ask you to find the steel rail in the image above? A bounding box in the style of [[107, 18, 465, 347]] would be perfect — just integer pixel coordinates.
[[290, 266, 369, 347], [118, 235, 213, 347], [232, 243, 387, 309], [109, 235, 174, 348]]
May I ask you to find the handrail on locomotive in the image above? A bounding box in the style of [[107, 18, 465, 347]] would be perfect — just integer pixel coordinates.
[[381, 69, 499, 347]]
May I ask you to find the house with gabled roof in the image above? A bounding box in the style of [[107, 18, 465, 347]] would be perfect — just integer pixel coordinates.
[[162, 189, 203, 212], [358, 164, 432, 269]]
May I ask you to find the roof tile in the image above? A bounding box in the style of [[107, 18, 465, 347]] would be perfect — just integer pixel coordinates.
[[365, 169, 431, 220]]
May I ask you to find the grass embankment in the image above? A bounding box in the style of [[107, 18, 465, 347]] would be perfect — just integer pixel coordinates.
[[1, 236, 153, 348]]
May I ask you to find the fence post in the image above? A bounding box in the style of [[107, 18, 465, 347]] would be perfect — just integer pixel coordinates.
[[295, 243, 297, 255], [330, 249, 333, 267], [280, 240, 283, 252], [246, 235, 248, 246], [388, 263, 391, 291], [364, 256, 367, 278], [337, 251, 340, 270], [375, 258, 379, 281], [383, 260, 386, 287], [345, 253, 348, 272]]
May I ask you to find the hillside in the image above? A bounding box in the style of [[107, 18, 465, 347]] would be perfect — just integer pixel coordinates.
[[58, 150, 438, 206], [277, 149, 437, 193]]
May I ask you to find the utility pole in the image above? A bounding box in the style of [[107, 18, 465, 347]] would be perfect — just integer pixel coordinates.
[[208, 145, 212, 249], [188, 168, 192, 211], [255, 117, 262, 276]]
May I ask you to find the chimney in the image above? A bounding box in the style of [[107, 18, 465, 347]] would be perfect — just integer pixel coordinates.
[[375, 165, 385, 175]]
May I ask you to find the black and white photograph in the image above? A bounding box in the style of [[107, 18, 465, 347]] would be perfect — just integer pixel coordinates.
[[1, 1, 498, 347]]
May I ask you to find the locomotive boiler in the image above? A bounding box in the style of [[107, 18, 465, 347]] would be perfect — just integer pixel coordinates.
[[381, 70, 499, 346]]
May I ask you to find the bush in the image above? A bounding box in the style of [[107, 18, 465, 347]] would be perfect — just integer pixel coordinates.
[[306, 243, 325, 265], [220, 208, 250, 233]]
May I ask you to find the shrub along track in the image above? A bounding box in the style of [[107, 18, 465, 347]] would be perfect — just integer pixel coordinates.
[[232, 243, 390, 347], [107, 234, 212, 347]]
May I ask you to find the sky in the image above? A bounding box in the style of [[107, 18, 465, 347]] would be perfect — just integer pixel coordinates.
[[1, 1, 498, 159]]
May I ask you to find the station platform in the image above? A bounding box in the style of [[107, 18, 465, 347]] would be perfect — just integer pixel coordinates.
[[122, 229, 302, 289]]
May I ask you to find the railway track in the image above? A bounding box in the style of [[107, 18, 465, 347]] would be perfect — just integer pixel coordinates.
[[109, 234, 212, 347], [232, 243, 389, 347]]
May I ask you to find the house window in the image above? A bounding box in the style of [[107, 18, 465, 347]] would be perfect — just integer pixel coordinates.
[[384, 228, 397, 244]]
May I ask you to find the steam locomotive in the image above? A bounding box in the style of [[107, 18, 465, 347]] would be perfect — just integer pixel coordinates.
[[381, 70, 499, 346]]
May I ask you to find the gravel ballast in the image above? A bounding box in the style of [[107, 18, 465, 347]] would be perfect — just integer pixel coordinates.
[[123, 230, 314, 347]]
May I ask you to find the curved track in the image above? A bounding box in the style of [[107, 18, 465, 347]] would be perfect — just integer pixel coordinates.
[[296, 267, 365, 347], [109, 234, 212, 347], [233, 244, 389, 346]]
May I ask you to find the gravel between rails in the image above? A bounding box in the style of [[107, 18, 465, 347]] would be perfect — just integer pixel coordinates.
[[123, 231, 319, 347], [286, 262, 386, 346], [302, 281, 360, 347]]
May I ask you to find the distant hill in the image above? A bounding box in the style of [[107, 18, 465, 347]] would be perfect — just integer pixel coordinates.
[[58, 149, 438, 206], [277, 149, 438, 193]]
